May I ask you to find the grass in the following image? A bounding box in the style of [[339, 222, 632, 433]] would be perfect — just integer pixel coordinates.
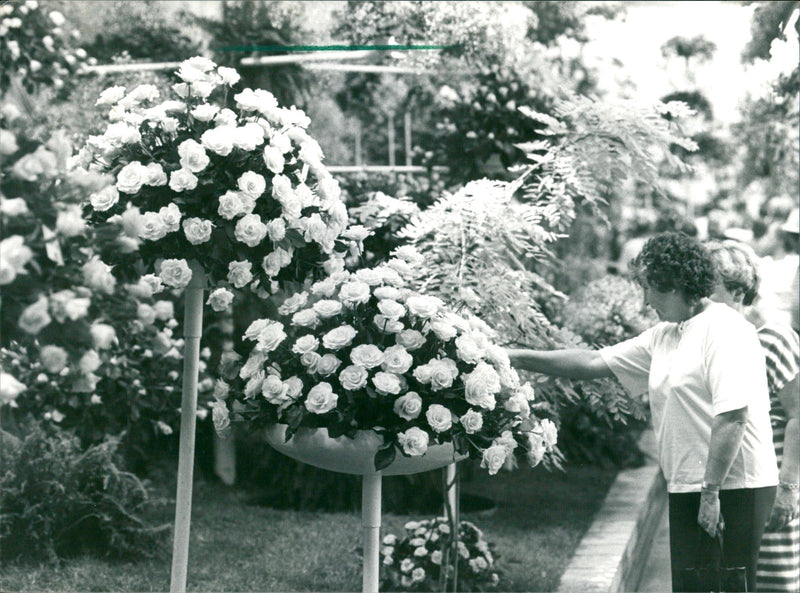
[[1, 462, 617, 592]]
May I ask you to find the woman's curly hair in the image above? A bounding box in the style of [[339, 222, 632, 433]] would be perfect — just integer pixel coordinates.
[[631, 232, 717, 302]]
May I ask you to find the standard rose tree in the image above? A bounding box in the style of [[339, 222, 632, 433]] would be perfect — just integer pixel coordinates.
[[214, 249, 558, 474], [80, 56, 359, 307]]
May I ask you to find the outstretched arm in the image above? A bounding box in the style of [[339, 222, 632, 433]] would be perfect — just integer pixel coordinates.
[[506, 348, 614, 380]]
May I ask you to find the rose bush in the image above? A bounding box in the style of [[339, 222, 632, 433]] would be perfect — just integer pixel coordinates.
[[381, 517, 500, 592], [215, 250, 558, 473], [80, 56, 358, 309]]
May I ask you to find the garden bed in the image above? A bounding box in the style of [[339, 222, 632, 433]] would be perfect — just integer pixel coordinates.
[[1, 461, 616, 592]]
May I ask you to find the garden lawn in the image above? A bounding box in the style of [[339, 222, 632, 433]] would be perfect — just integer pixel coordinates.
[[1, 462, 617, 592]]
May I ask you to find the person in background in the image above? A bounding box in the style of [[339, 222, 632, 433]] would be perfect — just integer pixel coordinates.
[[507, 232, 778, 592], [758, 208, 800, 333], [707, 240, 799, 593]]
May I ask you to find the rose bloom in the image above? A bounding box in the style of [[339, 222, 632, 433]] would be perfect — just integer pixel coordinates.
[[430, 319, 457, 341], [263, 145, 285, 174], [311, 277, 337, 298], [300, 351, 322, 373], [217, 66, 240, 86], [201, 125, 235, 156], [322, 325, 357, 350], [158, 258, 193, 289], [261, 375, 288, 404], [169, 168, 198, 192], [372, 371, 403, 396], [291, 308, 319, 328], [396, 329, 426, 351], [82, 257, 116, 294], [430, 550, 443, 565], [455, 334, 485, 364], [426, 404, 453, 433], [495, 430, 518, 456], [470, 557, 489, 572], [79, 349, 102, 374], [405, 295, 443, 319], [234, 213, 267, 247], [277, 292, 309, 316], [139, 211, 169, 241], [460, 409, 484, 434], [227, 260, 253, 288], [116, 161, 149, 194], [541, 418, 558, 450], [292, 335, 319, 355], [480, 444, 507, 475], [377, 299, 405, 320], [212, 400, 231, 436], [137, 303, 157, 325], [190, 103, 219, 122], [381, 345, 413, 375], [464, 362, 501, 410], [427, 358, 459, 391], [144, 162, 167, 186], [177, 139, 209, 172], [313, 299, 342, 319], [339, 365, 368, 391], [237, 171, 266, 200], [350, 344, 384, 369], [0, 197, 28, 216], [217, 190, 245, 220], [182, 217, 213, 244], [239, 350, 267, 379], [153, 300, 174, 320], [373, 286, 401, 301], [527, 433, 547, 467], [338, 280, 371, 307], [90, 323, 117, 350], [245, 319, 286, 352], [397, 427, 429, 457], [393, 391, 423, 421], [354, 268, 383, 286], [266, 218, 286, 242], [374, 314, 403, 334], [89, 185, 119, 211], [0, 372, 26, 405], [504, 391, 530, 418], [261, 246, 293, 277], [304, 382, 338, 414], [207, 288, 234, 311], [232, 123, 265, 151], [56, 205, 87, 237], [40, 345, 69, 374], [316, 354, 341, 377], [159, 203, 182, 233], [244, 370, 266, 398]]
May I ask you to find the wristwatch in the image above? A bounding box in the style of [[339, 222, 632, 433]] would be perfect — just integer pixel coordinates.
[[701, 481, 720, 492]]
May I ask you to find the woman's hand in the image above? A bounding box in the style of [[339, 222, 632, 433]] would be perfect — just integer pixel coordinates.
[[766, 484, 799, 531], [698, 488, 725, 537]]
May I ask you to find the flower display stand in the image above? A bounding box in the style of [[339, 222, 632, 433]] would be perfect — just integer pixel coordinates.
[[170, 261, 205, 593], [264, 424, 467, 593]]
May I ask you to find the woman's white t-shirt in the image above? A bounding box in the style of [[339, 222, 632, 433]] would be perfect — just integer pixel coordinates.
[[599, 302, 778, 493]]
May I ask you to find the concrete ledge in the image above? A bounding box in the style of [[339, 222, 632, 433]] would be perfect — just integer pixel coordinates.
[[557, 429, 667, 593]]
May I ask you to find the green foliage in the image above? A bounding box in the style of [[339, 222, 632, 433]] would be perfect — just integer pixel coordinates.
[[0, 424, 169, 562], [196, 0, 310, 108], [80, 2, 200, 64], [741, 1, 800, 63]]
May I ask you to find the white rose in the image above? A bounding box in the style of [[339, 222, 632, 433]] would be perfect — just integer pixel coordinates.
[[212, 400, 231, 437], [480, 444, 507, 475], [277, 292, 309, 316], [503, 391, 530, 419], [137, 303, 157, 325], [0, 197, 27, 216], [82, 257, 116, 294], [397, 427, 429, 457], [227, 260, 253, 288], [263, 145, 285, 173], [427, 358, 459, 391], [291, 308, 319, 328], [262, 375, 289, 404], [245, 319, 286, 352], [430, 319, 458, 342], [63, 296, 90, 321], [393, 392, 422, 421], [261, 247, 293, 277], [377, 299, 406, 320], [0, 372, 25, 405], [372, 371, 403, 396], [396, 329, 426, 351], [304, 382, 338, 414], [201, 125, 235, 156], [316, 354, 341, 377], [266, 218, 286, 242], [232, 123, 265, 151], [381, 345, 413, 375], [178, 139, 210, 173], [317, 176, 341, 201], [49, 10, 65, 25], [158, 258, 193, 289], [237, 171, 266, 200], [284, 376, 303, 398], [374, 314, 404, 334], [300, 351, 322, 373], [239, 350, 267, 379], [169, 169, 198, 192], [40, 345, 69, 374], [405, 295, 443, 319], [374, 286, 401, 301], [89, 185, 119, 212], [90, 323, 117, 350], [96, 85, 126, 106], [217, 66, 240, 85], [55, 205, 86, 237], [541, 418, 558, 451], [234, 214, 267, 247], [339, 281, 371, 308], [153, 300, 174, 320], [322, 325, 357, 350], [460, 409, 484, 434], [464, 362, 501, 410], [158, 203, 182, 232], [350, 344, 384, 369], [79, 350, 102, 374], [142, 274, 165, 295], [313, 299, 342, 319], [455, 334, 485, 364], [207, 288, 234, 311], [217, 190, 245, 220], [527, 433, 546, 467], [426, 404, 453, 433], [182, 217, 213, 244], [190, 103, 219, 122], [292, 335, 319, 355], [214, 108, 237, 127], [339, 365, 368, 391], [138, 211, 169, 241], [116, 161, 149, 194]]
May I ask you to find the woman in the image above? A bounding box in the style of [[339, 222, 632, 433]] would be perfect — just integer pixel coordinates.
[[508, 232, 778, 592], [707, 240, 799, 593]]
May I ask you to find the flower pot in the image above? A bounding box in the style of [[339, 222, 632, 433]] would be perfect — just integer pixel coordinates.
[[264, 424, 467, 476]]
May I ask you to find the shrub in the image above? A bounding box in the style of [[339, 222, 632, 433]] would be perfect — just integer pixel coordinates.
[[0, 424, 169, 562]]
